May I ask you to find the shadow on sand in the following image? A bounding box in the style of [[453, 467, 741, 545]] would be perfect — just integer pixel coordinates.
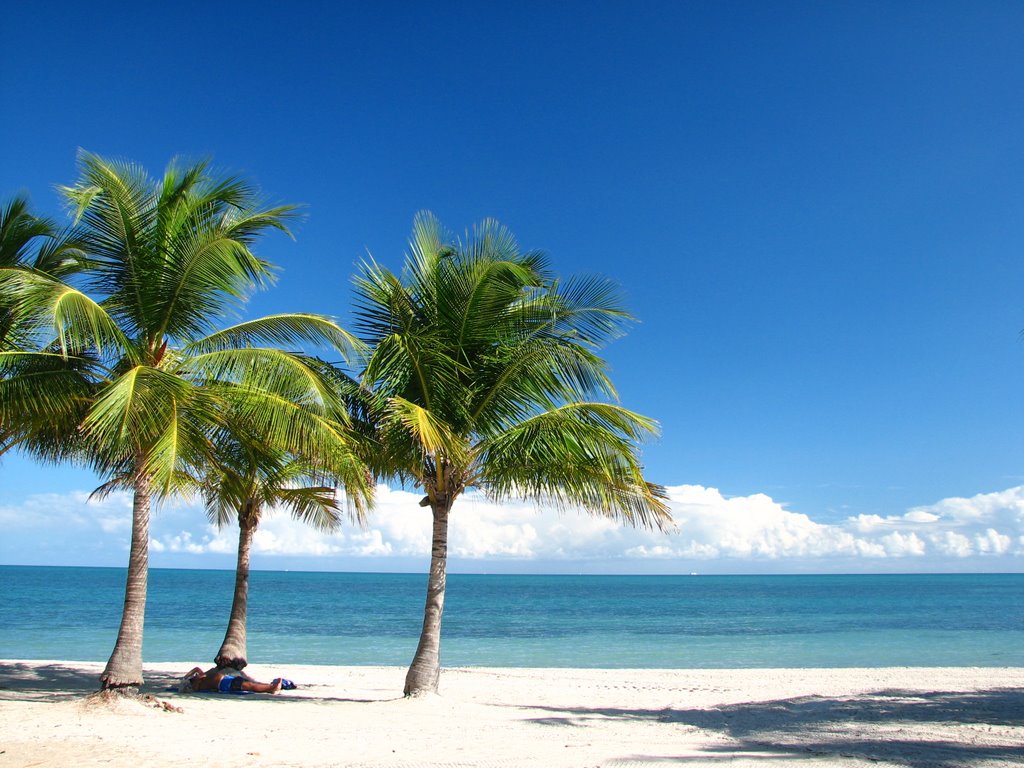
[[0, 661, 110, 702], [0, 661, 395, 705], [519, 687, 1024, 768]]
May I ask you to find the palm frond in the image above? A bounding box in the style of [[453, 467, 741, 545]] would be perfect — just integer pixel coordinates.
[[0, 350, 99, 463], [186, 347, 349, 418], [31, 227, 90, 278], [221, 203, 303, 243], [476, 403, 670, 530], [384, 395, 466, 462], [0, 195, 53, 268], [274, 486, 344, 531], [148, 222, 275, 341], [0, 268, 131, 357], [186, 314, 365, 362], [58, 151, 158, 338], [543, 273, 633, 346], [81, 365, 222, 478]]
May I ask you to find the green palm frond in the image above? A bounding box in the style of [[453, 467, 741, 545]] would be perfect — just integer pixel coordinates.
[[221, 203, 303, 243], [58, 153, 157, 338], [0, 268, 133, 359], [157, 157, 209, 213], [470, 336, 617, 427], [383, 395, 466, 463], [0, 350, 99, 462], [81, 365, 223, 483], [186, 314, 365, 362], [476, 403, 669, 530], [353, 261, 425, 344], [62, 151, 156, 260], [199, 352, 371, 503], [202, 399, 371, 534], [485, 401, 661, 450], [150, 228, 270, 338], [0, 197, 90, 352], [274, 486, 344, 531], [542, 273, 633, 346], [225, 385, 351, 464], [404, 211, 449, 304], [187, 347, 349, 418], [141, 394, 220, 496], [0, 195, 53, 268], [30, 229, 89, 279]]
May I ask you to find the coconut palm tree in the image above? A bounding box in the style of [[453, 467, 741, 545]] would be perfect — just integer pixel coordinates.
[[204, 393, 372, 671], [0, 152, 362, 692], [352, 212, 672, 696]]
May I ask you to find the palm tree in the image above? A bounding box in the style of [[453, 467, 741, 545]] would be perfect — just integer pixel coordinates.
[[0, 152, 362, 692], [204, 400, 372, 671], [352, 213, 672, 696]]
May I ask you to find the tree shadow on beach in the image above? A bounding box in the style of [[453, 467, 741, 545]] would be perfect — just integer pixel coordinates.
[[0, 662, 199, 702], [605, 740, 1024, 768], [516, 687, 1024, 768], [0, 661, 398, 705], [0, 661, 104, 702]]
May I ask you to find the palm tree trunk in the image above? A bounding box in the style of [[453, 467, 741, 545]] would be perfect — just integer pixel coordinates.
[[404, 500, 451, 696], [99, 472, 151, 692], [215, 506, 256, 670]]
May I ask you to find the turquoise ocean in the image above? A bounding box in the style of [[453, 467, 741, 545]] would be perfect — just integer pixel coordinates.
[[1, 567, 1021, 668]]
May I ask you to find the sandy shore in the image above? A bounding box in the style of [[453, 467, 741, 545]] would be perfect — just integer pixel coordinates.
[[1, 660, 1021, 767]]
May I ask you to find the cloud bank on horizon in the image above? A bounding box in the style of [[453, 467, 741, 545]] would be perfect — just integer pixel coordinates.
[[2, 482, 1022, 572]]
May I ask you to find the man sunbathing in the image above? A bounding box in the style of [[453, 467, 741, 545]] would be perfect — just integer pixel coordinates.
[[180, 666, 283, 694]]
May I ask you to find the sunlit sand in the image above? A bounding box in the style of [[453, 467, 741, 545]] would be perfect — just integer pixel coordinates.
[[1, 660, 1021, 767]]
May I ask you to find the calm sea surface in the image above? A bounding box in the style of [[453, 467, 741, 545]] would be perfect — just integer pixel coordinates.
[[1, 567, 1021, 668]]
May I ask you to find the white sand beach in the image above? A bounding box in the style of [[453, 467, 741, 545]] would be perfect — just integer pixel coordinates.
[[1, 661, 1021, 767]]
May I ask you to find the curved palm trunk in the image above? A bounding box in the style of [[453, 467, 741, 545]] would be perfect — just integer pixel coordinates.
[[99, 472, 151, 692], [404, 500, 451, 696], [214, 505, 257, 670]]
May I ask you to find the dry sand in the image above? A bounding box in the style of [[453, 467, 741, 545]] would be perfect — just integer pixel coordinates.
[[0, 660, 1021, 767]]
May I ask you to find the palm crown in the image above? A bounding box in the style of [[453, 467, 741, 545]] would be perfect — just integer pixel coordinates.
[[355, 212, 670, 527]]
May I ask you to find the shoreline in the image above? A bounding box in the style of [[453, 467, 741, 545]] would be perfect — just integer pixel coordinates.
[[2, 660, 1022, 767]]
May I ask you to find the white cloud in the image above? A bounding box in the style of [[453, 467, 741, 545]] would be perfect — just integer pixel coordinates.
[[153, 531, 208, 554], [3, 482, 1024, 569], [0, 490, 132, 532], [932, 531, 972, 557], [975, 528, 1011, 554], [880, 531, 927, 556], [138, 483, 1024, 564], [648, 485, 1024, 562]]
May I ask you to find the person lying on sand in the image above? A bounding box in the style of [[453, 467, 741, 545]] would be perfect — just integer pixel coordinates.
[[179, 666, 283, 694]]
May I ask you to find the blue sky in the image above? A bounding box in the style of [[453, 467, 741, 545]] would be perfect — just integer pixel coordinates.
[[2, 1, 1023, 573]]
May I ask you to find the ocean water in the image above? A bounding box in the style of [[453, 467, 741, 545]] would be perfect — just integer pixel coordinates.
[[0, 566, 1021, 668]]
